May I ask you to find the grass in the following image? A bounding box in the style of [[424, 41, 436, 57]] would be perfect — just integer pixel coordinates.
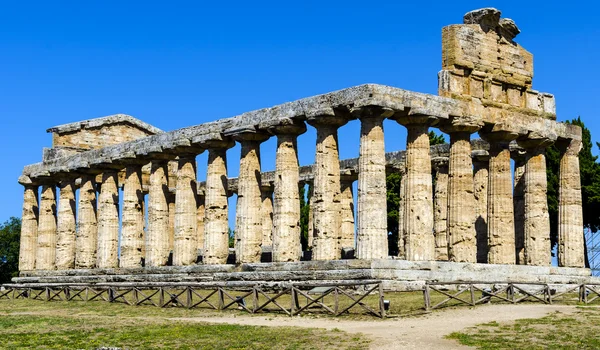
[[447, 306, 600, 349], [0, 299, 371, 349]]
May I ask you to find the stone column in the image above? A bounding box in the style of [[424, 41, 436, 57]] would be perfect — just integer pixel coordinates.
[[511, 148, 526, 265], [473, 154, 489, 264], [146, 161, 170, 267], [397, 117, 435, 261], [18, 184, 39, 271], [36, 185, 57, 270], [97, 171, 120, 268], [307, 117, 347, 260], [481, 129, 518, 265], [557, 139, 585, 267], [307, 182, 315, 250], [397, 168, 406, 259], [357, 113, 388, 260], [55, 179, 76, 270], [340, 177, 356, 250], [433, 158, 449, 261], [204, 144, 233, 264], [260, 185, 274, 248], [174, 155, 199, 266], [76, 175, 97, 269], [197, 192, 205, 259], [121, 165, 145, 268], [235, 134, 269, 264], [441, 116, 482, 262], [271, 124, 305, 262]]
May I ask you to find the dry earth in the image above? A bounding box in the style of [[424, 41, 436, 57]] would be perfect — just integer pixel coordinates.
[[173, 304, 578, 350]]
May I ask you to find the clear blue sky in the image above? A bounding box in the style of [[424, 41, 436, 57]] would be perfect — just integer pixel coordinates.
[[1, 1, 598, 222]]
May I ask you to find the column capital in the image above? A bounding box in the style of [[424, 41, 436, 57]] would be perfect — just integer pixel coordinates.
[[555, 137, 582, 156], [471, 150, 490, 163], [306, 114, 348, 128], [231, 131, 270, 143], [431, 156, 449, 171], [479, 123, 522, 143], [439, 115, 484, 134], [267, 120, 307, 136], [352, 105, 395, 120], [394, 110, 439, 127]]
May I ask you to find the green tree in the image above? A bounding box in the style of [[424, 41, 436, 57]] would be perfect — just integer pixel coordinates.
[[0, 217, 21, 283], [299, 184, 311, 251]]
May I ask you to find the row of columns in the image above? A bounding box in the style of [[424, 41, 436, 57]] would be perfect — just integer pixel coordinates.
[[19, 113, 586, 271]]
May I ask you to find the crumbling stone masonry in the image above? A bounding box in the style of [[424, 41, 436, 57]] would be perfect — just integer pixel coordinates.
[[16, 9, 587, 280]]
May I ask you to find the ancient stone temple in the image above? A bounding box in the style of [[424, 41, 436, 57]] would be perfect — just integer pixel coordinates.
[[14, 8, 592, 288]]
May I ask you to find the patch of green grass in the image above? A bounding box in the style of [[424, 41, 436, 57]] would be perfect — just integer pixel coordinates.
[[0, 300, 370, 349], [447, 307, 600, 349]]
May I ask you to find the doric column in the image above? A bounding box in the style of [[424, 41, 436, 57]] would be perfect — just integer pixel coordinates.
[[357, 111, 388, 260], [204, 142, 233, 264], [433, 158, 449, 261], [307, 116, 347, 260], [18, 183, 39, 271], [55, 179, 77, 270], [512, 148, 526, 265], [173, 155, 199, 266], [121, 165, 145, 268], [307, 182, 315, 250], [234, 133, 269, 264], [518, 135, 554, 266], [557, 138, 585, 267], [197, 192, 205, 258], [36, 184, 57, 270], [76, 175, 97, 269], [271, 123, 306, 262], [480, 128, 519, 265], [397, 115, 436, 261], [340, 177, 356, 250], [261, 184, 274, 248], [397, 168, 406, 259], [146, 161, 171, 267], [97, 171, 120, 269], [473, 152, 489, 263], [441, 116, 483, 262], [168, 191, 175, 260]]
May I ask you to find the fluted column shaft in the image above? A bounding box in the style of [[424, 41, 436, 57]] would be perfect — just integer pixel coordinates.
[[397, 170, 406, 259], [273, 131, 303, 262], [121, 166, 145, 268], [307, 183, 315, 250], [235, 138, 266, 263], [261, 186, 274, 248], [55, 180, 76, 269], [433, 161, 449, 261], [197, 194, 205, 257], [174, 156, 199, 266], [147, 161, 170, 267], [310, 122, 344, 260], [357, 115, 387, 259], [36, 185, 57, 270], [558, 139, 585, 267], [204, 147, 231, 264], [523, 147, 551, 265], [486, 141, 516, 264], [513, 157, 526, 265], [340, 179, 355, 250], [76, 176, 97, 268], [19, 185, 39, 271], [402, 123, 434, 261], [97, 171, 120, 268], [473, 158, 489, 263]]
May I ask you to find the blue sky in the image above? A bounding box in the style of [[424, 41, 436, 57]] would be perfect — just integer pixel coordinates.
[[1, 1, 598, 224]]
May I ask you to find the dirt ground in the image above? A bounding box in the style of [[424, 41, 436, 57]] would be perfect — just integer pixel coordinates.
[[173, 304, 578, 349]]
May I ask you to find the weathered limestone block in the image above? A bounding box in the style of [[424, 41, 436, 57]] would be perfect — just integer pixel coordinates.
[[121, 166, 145, 268], [261, 186, 274, 248], [146, 161, 171, 267], [397, 170, 406, 259], [441, 116, 482, 262], [97, 171, 120, 269], [174, 156, 199, 266], [19, 185, 39, 271], [197, 194, 205, 256], [204, 146, 232, 264], [308, 118, 346, 260], [357, 114, 388, 259], [340, 178, 355, 250], [55, 180, 76, 269], [36, 185, 57, 270], [513, 156, 526, 265], [76, 176, 97, 269], [433, 159, 449, 261], [235, 135, 268, 263], [399, 119, 435, 261], [558, 139, 585, 268], [481, 129, 518, 265], [272, 125, 305, 262], [473, 156, 489, 263]]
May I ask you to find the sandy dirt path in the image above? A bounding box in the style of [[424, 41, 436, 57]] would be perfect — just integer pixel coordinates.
[[172, 304, 577, 349]]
